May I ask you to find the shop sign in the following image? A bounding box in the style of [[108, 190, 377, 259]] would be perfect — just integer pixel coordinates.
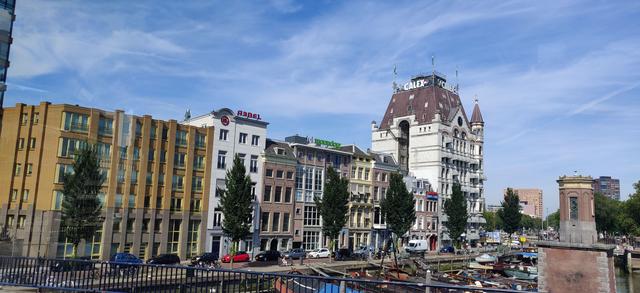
[[237, 110, 261, 120]]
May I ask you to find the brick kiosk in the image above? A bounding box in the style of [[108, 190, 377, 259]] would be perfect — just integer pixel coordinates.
[[537, 175, 616, 293]]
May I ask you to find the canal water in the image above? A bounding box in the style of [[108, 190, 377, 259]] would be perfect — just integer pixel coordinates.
[[616, 267, 639, 293]]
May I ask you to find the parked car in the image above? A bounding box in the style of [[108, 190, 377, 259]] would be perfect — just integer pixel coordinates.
[[439, 246, 455, 253], [255, 250, 281, 262], [110, 253, 143, 272], [282, 248, 306, 259], [50, 257, 94, 272], [335, 248, 355, 261], [307, 248, 330, 258], [147, 253, 180, 265], [221, 251, 250, 263], [352, 246, 370, 260], [190, 253, 219, 267]]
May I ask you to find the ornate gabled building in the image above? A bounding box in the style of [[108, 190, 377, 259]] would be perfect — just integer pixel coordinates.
[[371, 72, 486, 246]]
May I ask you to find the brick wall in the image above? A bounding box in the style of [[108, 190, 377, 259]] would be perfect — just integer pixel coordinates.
[[538, 245, 615, 293]]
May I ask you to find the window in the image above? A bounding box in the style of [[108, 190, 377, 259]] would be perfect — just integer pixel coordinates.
[[10, 189, 17, 201], [285, 187, 292, 203], [286, 171, 294, 180], [127, 219, 135, 232], [26, 164, 33, 176], [98, 117, 113, 136], [156, 196, 163, 209], [314, 169, 323, 190], [213, 209, 222, 227], [150, 125, 157, 139], [52, 191, 64, 210], [250, 156, 258, 173], [261, 212, 269, 232], [162, 128, 168, 140], [21, 113, 28, 125], [33, 112, 39, 124], [17, 138, 24, 150], [174, 152, 186, 168], [128, 194, 136, 208], [272, 212, 280, 232], [305, 168, 313, 190], [171, 197, 182, 211], [190, 198, 201, 212], [295, 166, 303, 189], [115, 194, 123, 208], [364, 168, 370, 180], [187, 220, 200, 258], [219, 129, 228, 141], [176, 130, 187, 146], [303, 231, 320, 251], [251, 135, 260, 146], [193, 155, 205, 170], [58, 138, 87, 158], [266, 169, 273, 177], [29, 138, 36, 149], [160, 151, 166, 163], [172, 175, 184, 191], [133, 147, 140, 161], [158, 171, 165, 186], [263, 185, 271, 202], [195, 133, 206, 148], [238, 133, 247, 144], [154, 219, 162, 233], [382, 173, 388, 182], [304, 206, 320, 226], [357, 168, 363, 180], [62, 112, 89, 132], [22, 189, 29, 201], [192, 176, 203, 192], [569, 197, 578, 220], [274, 186, 282, 202], [217, 151, 226, 169], [17, 216, 26, 229], [14, 163, 21, 176], [135, 121, 142, 137], [168, 220, 181, 253], [276, 170, 284, 178], [282, 213, 290, 232], [144, 196, 151, 208], [238, 153, 246, 166], [307, 151, 313, 161]]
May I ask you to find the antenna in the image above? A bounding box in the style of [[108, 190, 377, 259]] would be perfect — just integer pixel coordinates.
[[455, 66, 459, 92], [392, 64, 398, 92], [431, 55, 435, 75]]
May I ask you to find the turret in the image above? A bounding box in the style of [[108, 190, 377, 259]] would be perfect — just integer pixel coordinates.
[[470, 98, 484, 141]]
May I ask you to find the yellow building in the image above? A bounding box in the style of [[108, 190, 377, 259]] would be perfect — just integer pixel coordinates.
[[0, 102, 213, 260], [340, 145, 373, 249]]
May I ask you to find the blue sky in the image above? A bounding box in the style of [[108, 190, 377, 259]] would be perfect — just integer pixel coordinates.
[[6, 0, 640, 214]]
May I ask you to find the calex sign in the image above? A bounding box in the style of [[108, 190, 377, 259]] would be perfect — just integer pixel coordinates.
[[403, 78, 431, 90], [237, 110, 262, 120]]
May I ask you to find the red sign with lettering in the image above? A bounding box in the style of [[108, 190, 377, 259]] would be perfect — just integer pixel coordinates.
[[221, 116, 230, 126], [237, 110, 261, 120]]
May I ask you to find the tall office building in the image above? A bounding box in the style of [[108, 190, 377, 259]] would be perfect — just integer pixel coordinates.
[[507, 188, 543, 219], [0, 0, 15, 107], [371, 72, 486, 246], [593, 176, 620, 201], [183, 108, 267, 258], [0, 102, 213, 260]]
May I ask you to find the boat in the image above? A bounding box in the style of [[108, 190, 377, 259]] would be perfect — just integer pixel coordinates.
[[504, 267, 538, 280], [475, 253, 497, 263], [469, 262, 493, 270]]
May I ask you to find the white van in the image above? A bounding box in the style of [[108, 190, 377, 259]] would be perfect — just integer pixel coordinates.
[[405, 240, 428, 253]]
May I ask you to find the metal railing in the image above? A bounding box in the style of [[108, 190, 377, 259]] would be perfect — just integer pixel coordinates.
[[0, 256, 526, 292]]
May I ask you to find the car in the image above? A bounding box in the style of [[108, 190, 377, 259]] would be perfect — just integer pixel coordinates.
[[255, 250, 281, 262], [439, 246, 455, 253], [353, 246, 370, 260], [335, 248, 355, 261], [50, 257, 95, 272], [147, 253, 181, 265], [282, 248, 306, 260], [307, 248, 330, 258], [110, 253, 143, 272], [221, 251, 250, 263], [191, 253, 219, 267]]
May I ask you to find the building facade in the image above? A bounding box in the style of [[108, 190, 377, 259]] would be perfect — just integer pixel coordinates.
[[508, 188, 543, 219], [341, 145, 373, 250], [593, 176, 620, 201], [371, 72, 486, 246], [183, 108, 267, 258], [405, 176, 438, 251], [259, 139, 296, 252], [0, 0, 15, 107], [0, 102, 213, 260], [369, 151, 398, 251]]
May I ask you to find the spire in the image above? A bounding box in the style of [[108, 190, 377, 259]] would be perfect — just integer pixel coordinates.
[[471, 97, 484, 125]]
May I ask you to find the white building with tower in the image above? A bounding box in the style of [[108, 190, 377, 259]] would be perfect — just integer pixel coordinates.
[[371, 72, 486, 246], [183, 108, 268, 259]]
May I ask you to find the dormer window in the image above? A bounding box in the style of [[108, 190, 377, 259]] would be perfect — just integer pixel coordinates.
[[276, 148, 285, 155]]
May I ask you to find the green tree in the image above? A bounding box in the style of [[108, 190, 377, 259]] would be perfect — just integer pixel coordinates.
[[380, 173, 415, 270], [314, 167, 349, 255], [594, 192, 619, 234], [443, 183, 468, 249], [482, 211, 497, 231], [219, 155, 253, 268], [520, 214, 542, 231], [61, 145, 105, 257], [499, 188, 521, 236], [546, 210, 560, 231]]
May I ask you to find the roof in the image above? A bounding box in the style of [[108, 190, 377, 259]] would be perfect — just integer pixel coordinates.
[[339, 145, 370, 158], [379, 84, 469, 130], [264, 139, 296, 160], [471, 100, 484, 124]]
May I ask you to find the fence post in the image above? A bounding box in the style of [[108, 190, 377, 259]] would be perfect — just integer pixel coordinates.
[[424, 269, 432, 293], [339, 280, 346, 293]]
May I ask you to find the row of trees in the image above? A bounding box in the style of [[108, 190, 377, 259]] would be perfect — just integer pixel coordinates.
[[481, 188, 543, 236]]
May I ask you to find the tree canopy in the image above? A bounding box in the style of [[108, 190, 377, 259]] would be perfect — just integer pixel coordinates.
[[380, 173, 415, 239], [315, 166, 349, 251], [61, 144, 105, 257], [499, 188, 521, 236], [443, 183, 467, 248], [219, 155, 254, 244]]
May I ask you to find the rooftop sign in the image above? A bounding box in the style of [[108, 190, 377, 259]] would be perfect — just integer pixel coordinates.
[[237, 110, 262, 120], [313, 138, 341, 148]]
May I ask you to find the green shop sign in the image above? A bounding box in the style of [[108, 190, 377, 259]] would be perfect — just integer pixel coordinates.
[[313, 138, 341, 148]]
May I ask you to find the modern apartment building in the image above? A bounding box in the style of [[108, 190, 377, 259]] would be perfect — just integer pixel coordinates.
[[0, 0, 15, 107], [285, 135, 352, 251], [340, 145, 373, 250], [371, 72, 486, 247], [183, 108, 267, 258], [259, 139, 296, 251], [0, 102, 213, 260], [405, 176, 438, 250], [593, 176, 620, 201], [369, 151, 398, 250], [507, 188, 543, 219]]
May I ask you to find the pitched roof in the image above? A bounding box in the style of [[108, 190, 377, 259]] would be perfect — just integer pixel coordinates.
[[339, 144, 370, 158], [471, 100, 484, 124], [379, 84, 468, 130]]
